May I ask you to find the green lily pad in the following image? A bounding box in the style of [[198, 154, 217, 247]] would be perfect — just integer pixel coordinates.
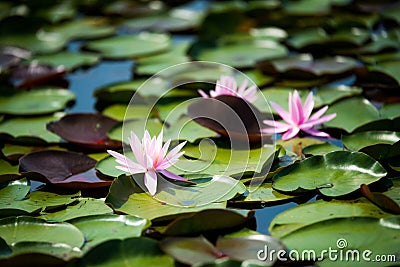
[[76, 237, 174, 267], [0, 89, 74, 115], [258, 54, 357, 78], [281, 217, 400, 267], [380, 102, 400, 119], [368, 60, 400, 86], [269, 198, 392, 238], [105, 175, 226, 220], [37, 198, 113, 222], [0, 113, 63, 144], [0, 185, 80, 216], [272, 151, 387, 197], [196, 41, 288, 69], [164, 116, 220, 143], [135, 42, 191, 76], [0, 159, 20, 182], [235, 182, 297, 204], [94, 77, 170, 104], [44, 17, 115, 41], [10, 241, 82, 261], [0, 32, 66, 54], [342, 131, 400, 151], [102, 104, 153, 121], [0, 216, 84, 248], [30, 51, 100, 71], [179, 140, 276, 176], [323, 97, 380, 133], [85, 32, 171, 59], [302, 142, 343, 156], [69, 215, 150, 252]]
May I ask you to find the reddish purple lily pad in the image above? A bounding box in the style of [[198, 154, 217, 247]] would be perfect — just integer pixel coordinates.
[[19, 150, 113, 189], [47, 113, 122, 150], [187, 95, 270, 144], [11, 62, 68, 89], [360, 184, 400, 214]]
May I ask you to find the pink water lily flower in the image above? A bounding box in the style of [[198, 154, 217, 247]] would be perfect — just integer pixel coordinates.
[[198, 75, 257, 103], [107, 130, 187, 196], [262, 90, 336, 140]]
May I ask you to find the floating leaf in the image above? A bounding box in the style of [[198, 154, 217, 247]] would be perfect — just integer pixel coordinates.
[[258, 54, 357, 79], [11, 63, 67, 88], [0, 89, 74, 115], [105, 175, 226, 220], [30, 51, 100, 71], [282, 217, 400, 267], [0, 113, 63, 144], [10, 241, 82, 261], [0, 185, 80, 216], [342, 131, 400, 151], [361, 184, 400, 214], [188, 95, 268, 144], [323, 97, 380, 133], [76, 237, 174, 267], [37, 198, 113, 222], [0, 143, 65, 163], [85, 32, 171, 59], [102, 104, 152, 121], [196, 41, 288, 68], [19, 150, 112, 189], [235, 182, 296, 204], [269, 198, 392, 238], [47, 113, 121, 150], [302, 142, 343, 156], [380, 102, 400, 119], [135, 42, 191, 76], [0, 159, 20, 182], [0, 216, 84, 248], [69, 215, 150, 252], [272, 151, 387, 197]]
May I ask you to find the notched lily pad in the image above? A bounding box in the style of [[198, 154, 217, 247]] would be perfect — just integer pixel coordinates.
[[47, 113, 122, 150], [272, 151, 387, 197], [19, 150, 112, 189], [30, 51, 100, 71]]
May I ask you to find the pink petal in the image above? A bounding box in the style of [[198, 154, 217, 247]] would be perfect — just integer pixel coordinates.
[[281, 127, 300, 140], [270, 101, 293, 124], [160, 139, 171, 160], [309, 106, 329, 121], [107, 150, 146, 174], [198, 89, 209, 98], [159, 169, 188, 181], [129, 131, 145, 166], [289, 91, 301, 124], [303, 91, 314, 121], [262, 120, 291, 133], [307, 113, 336, 126], [303, 128, 330, 138], [166, 141, 187, 161], [144, 171, 158, 196]]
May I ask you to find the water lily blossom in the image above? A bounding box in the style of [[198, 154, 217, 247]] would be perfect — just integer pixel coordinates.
[[107, 130, 187, 195], [262, 90, 336, 140], [198, 75, 257, 103]]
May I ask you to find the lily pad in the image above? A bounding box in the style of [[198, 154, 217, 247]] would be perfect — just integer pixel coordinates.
[[258, 54, 357, 79], [302, 142, 343, 156], [196, 41, 288, 68], [380, 102, 400, 119], [47, 113, 122, 150], [160, 209, 253, 236], [0, 159, 20, 182], [105, 175, 226, 220], [10, 242, 82, 261], [0, 216, 84, 248], [37, 198, 113, 222], [0, 185, 80, 216], [0, 143, 65, 163], [30, 51, 100, 71], [69, 215, 150, 252], [342, 131, 400, 151], [0, 89, 74, 115], [76, 237, 174, 267], [19, 150, 112, 189], [268, 198, 393, 238], [281, 217, 400, 267], [11, 62, 67, 88], [323, 97, 380, 133], [188, 95, 268, 144], [85, 32, 171, 59], [102, 104, 153, 121], [235, 182, 297, 204], [272, 151, 387, 197], [0, 113, 64, 144]]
